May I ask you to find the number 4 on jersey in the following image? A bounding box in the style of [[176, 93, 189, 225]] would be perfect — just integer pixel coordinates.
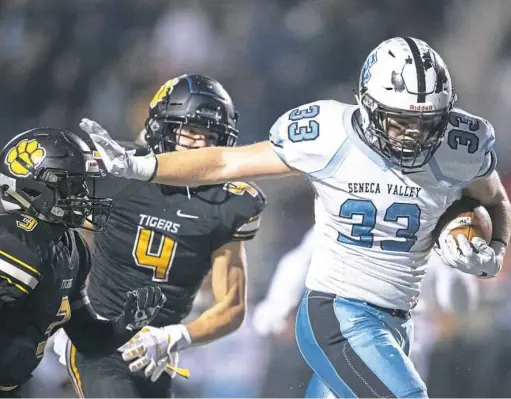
[[132, 227, 177, 282]]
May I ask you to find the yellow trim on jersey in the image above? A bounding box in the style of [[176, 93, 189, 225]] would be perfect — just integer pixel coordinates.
[[0, 250, 40, 276], [236, 218, 261, 233], [233, 231, 257, 239], [68, 345, 85, 398], [0, 385, 18, 392], [0, 258, 38, 289], [223, 181, 259, 198], [0, 274, 29, 294]]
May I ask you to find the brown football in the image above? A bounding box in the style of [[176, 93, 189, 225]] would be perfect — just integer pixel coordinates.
[[434, 197, 492, 245]]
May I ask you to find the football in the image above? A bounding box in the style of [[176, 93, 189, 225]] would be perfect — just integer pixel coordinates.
[[434, 197, 492, 245]]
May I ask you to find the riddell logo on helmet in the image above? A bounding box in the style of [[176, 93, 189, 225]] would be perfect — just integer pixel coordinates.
[[409, 104, 433, 111]]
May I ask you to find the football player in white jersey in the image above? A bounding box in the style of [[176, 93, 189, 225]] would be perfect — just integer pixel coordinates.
[[251, 226, 480, 387], [81, 37, 511, 397]]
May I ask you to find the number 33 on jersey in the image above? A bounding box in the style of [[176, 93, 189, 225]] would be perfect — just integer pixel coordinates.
[[269, 100, 495, 310]]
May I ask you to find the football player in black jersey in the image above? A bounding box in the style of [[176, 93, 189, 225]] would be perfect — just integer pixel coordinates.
[[66, 74, 266, 397], [0, 128, 166, 398]]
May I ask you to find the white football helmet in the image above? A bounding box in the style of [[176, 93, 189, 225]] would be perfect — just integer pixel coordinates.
[[357, 37, 456, 169]]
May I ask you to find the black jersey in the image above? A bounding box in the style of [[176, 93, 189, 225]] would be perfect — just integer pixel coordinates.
[[87, 175, 266, 326], [0, 210, 89, 386]]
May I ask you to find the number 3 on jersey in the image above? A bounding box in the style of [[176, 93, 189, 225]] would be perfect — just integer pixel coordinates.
[[338, 200, 421, 252], [132, 227, 177, 282], [288, 105, 320, 142]]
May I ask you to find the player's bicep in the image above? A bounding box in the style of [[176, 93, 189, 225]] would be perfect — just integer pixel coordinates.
[[210, 241, 247, 306]]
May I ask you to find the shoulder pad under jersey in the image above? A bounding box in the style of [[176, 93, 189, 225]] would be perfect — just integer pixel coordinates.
[[430, 107, 496, 187], [269, 100, 352, 178]]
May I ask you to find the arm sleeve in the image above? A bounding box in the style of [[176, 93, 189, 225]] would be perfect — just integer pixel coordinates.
[[0, 294, 39, 387], [0, 233, 44, 386], [0, 325, 40, 387]]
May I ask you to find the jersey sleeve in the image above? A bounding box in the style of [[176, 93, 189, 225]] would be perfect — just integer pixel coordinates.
[[213, 181, 267, 249], [474, 120, 496, 179], [0, 233, 42, 304], [430, 109, 497, 186], [269, 100, 349, 178]]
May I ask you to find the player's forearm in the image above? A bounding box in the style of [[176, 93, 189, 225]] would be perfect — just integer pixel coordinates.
[[153, 147, 234, 186], [487, 198, 511, 249], [184, 289, 246, 345], [0, 329, 36, 387], [64, 307, 134, 354], [151, 141, 294, 185]]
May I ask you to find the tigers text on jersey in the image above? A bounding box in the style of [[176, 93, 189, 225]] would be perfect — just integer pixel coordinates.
[[87, 175, 266, 326], [0, 211, 89, 386], [270, 100, 496, 310]]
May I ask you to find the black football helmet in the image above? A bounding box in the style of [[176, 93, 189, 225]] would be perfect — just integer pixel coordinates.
[[0, 127, 112, 231], [144, 74, 239, 153]]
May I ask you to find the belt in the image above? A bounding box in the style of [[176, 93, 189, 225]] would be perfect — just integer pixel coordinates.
[[308, 291, 411, 320], [371, 303, 411, 320]]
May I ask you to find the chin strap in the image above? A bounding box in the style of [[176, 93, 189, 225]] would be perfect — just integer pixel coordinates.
[[2, 185, 50, 222]]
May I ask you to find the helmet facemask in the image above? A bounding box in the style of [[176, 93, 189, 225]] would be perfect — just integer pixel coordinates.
[[27, 169, 112, 231], [53, 172, 112, 231], [359, 93, 451, 169], [145, 114, 238, 154]]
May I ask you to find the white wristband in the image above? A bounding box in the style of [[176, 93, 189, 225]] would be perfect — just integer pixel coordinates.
[[163, 324, 192, 352], [129, 153, 157, 181]]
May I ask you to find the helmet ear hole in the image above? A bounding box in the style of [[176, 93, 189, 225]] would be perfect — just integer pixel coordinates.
[[21, 187, 41, 198]]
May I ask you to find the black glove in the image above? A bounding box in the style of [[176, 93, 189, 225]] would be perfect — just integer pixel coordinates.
[[115, 286, 166, 331]]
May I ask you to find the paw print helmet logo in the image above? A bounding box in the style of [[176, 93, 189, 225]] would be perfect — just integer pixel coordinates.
[[5, 138, 46, 177]]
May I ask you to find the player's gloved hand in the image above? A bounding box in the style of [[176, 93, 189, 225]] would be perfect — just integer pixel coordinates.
[[252, 299, 288, 336], [79, 118, 157, 181], [118, 324, 192, 381], [436, 233, 504, 279], [116, 286, 167, 331]]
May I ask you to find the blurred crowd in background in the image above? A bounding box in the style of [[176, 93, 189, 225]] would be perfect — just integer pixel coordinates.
[[2, 0, 511, 397]]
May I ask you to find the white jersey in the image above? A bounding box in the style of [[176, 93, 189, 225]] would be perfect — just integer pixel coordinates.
[[269, 100, 496, 310]]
